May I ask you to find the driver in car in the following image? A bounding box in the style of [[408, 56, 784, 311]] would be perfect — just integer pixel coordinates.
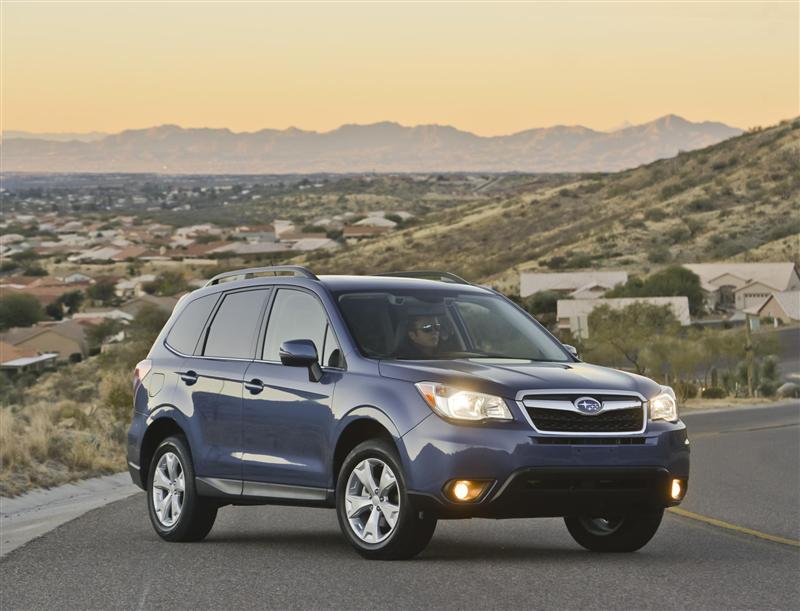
[[398, 314, 441, 359]]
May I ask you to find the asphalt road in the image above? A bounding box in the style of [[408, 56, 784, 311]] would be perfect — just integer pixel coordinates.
[[2, 404, 798, 610]]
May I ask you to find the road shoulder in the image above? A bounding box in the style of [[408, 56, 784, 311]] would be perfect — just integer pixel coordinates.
[[1, 471, 140, 557]]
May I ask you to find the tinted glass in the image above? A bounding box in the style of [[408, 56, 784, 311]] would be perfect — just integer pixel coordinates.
[[203, 289, 268, 359], [263, 289, 328, 362], [336, 290, 569, 362], [165, 294, 218, 355]]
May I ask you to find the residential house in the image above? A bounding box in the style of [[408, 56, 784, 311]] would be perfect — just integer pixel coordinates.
[[72, 308, 134, 323], [556, 296, 691, 338], [291, 238, 340, 252], [277, 232, 327, 244], [343, 226, 391, 240], [215, 242, 290, 256], [520, 271, 628, 299], [683, 263, 800, 311], [61, 273, 94, 284], [273, 220, 295, 238], [234, 224, 276, 243], [0, 341, 58, 374], [355, 215, 397, 228], [116, 274, 157, 299], [1, 320, 89, 361], [111, 245, 149, 262], [0, 276, 90, 307], [67, 246, 122, 262], [119, 294, 179, 317], [747, 291, 800, 324]]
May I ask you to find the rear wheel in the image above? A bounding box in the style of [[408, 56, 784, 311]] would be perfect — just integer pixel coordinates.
[[336, 439, 437, 560], [564, 510, 664, 552], [147, 435, 217, 542]]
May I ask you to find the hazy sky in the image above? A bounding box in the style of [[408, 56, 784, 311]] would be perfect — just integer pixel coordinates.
[[2, 2, 798, 135]]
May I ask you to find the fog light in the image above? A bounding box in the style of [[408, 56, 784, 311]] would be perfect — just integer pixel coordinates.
[[444, 479, 492, 502], [453, 481, 470, 500], [670, 478, 683, 500]]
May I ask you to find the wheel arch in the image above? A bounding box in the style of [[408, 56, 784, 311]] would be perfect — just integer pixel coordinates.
[[332, 412, 400, 487], [140, 416, 189, 488]]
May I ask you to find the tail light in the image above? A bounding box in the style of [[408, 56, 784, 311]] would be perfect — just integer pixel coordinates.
[[133, 359, 152, 390]]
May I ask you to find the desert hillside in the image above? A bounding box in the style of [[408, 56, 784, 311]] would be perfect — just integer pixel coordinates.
[[297, 119, 800, 292]]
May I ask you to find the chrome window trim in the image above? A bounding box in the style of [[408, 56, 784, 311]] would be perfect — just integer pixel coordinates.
[[515, 388, 647, 436], [163, 342, 253, 362]]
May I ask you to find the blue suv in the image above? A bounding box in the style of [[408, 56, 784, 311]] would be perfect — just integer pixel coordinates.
[[128, 266, 690, 559]]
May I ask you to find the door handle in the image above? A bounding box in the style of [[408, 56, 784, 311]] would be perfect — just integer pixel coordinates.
[[180, 370, 198, 385], [244, 378, 264, 394]]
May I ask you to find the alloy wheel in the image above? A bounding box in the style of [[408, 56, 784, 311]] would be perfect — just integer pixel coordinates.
[[344, 458, 400, 544], [580, 516, 625, 536], [152, 451, 185, 527]]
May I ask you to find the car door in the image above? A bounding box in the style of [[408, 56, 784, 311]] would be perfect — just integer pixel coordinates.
[[241, 287, 343, 491], [175, 287, 270, 485]]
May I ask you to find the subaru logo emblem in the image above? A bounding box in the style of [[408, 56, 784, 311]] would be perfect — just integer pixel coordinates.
[[574, 396, 603, 415]]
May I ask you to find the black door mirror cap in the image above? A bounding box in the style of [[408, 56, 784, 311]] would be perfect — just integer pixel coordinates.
[[279, 339, 323, 382]]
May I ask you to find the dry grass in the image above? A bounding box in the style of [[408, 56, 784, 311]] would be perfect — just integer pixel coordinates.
[[0, 337, 149, 497], [0, 399, 124, 496]]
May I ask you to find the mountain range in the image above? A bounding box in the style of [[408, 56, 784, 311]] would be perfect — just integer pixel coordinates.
[[1, 115, 742, 174]]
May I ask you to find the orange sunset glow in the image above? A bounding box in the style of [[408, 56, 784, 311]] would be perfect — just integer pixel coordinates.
[[2, 1, 798, 134]]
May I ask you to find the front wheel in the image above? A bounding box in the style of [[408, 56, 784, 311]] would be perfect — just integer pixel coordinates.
[[564, 510, 664, 552], [147, 435, 218, 542], [336, 439, 437, 560]]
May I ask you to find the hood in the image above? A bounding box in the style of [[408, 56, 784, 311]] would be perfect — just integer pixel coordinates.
[[378, 359, 661, 400]]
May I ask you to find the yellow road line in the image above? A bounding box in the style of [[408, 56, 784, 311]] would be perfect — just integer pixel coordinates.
[[668, 507, 800, 548]]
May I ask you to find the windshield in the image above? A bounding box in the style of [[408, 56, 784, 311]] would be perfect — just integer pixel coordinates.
[[336, 290, 570, 362]]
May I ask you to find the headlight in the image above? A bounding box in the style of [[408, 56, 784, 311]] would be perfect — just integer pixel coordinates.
[[649, 386, 678, 422], [415, 382, 512, 422]]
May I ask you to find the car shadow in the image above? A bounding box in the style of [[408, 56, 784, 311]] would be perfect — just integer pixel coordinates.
[[202, 529, 598, 562]]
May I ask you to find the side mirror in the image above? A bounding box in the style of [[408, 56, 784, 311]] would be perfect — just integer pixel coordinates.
[[563, 344, 579, 359], [279, 339, 323, 382]]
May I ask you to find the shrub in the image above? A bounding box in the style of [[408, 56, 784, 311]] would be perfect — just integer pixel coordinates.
[[542, 256, 567, 270], [660, 183, 686, 201], [684, 197, 715, 213], [701, 387, 727, 399], [606, 265, 705, 315], [644, 208, 667, 222], [0, 293, 44, 330], [667, 225, 691, 244], [647, 245, 671, 263], [674, 381, 699, 401]]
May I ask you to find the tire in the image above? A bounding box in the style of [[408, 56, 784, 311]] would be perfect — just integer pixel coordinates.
[[146, 435, 218, 542], [564, 510, 664, 552], [336, 439, 437, 560]]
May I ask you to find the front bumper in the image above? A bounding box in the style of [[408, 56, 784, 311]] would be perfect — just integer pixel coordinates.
[[400, 413, 690, 519]]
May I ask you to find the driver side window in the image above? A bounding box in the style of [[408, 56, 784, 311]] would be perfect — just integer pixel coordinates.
[[262, 289, 339, 366]]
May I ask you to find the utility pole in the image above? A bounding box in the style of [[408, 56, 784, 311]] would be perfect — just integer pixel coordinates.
[[744, 313, 754, 398]]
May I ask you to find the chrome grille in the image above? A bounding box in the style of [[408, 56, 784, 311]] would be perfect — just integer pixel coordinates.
[[521, 393, 646, 434]]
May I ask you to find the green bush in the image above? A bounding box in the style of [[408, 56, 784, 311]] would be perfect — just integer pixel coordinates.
[[0, 293, 43, 330], [701, 387, 727, 399]]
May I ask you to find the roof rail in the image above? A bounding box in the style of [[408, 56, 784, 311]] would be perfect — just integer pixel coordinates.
[[205, 265, 318, 287], [376, 270, 471, 285]]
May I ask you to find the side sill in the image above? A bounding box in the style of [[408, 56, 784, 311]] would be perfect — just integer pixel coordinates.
[[196, 476, 334, 508]]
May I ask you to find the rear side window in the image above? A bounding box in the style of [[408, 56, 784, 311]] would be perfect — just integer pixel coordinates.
[[165, 294, 218, 355], [263, 289, 329, 363], [203, 289, 269, 359]]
